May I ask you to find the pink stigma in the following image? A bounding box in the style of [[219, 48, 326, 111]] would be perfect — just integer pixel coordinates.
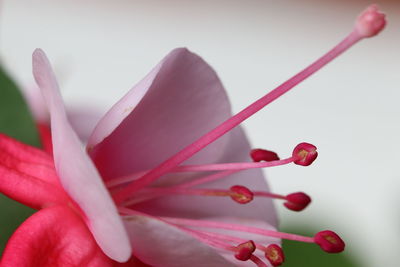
[[314, 230, 345, 253], [355, 5, 386, 38]]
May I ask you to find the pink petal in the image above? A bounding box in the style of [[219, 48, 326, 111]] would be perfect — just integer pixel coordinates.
[[123, 214, 235, 267], [32, 49, 131, 262], [0, 134, 68, 208], [0, 206, 114, 267], [88, 48, 232, 180], [87, 47, 277, 230]]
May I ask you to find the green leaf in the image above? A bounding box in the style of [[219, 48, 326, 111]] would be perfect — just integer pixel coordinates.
[[0, 65, 40, 146], [0, 65, 38, 253], [0, 195, 34, 253]]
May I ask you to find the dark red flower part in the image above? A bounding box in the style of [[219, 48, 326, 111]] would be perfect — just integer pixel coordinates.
[[36, 123, 53, 155], [284, 192, 312, 211], [250, 149, 280, 162], [292, 143, 318, 166], [0, 133, 69, 209], [265, 244, 285, 266], [234, 240, 256, 261], [314, 230, 345, 253], [230, 185, 254, 204]]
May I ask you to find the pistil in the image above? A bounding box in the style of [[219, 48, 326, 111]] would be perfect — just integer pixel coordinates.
[[113, 5, 386, 202]]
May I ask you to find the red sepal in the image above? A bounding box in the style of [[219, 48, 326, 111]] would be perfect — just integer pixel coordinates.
[[37, 123, 53, 155], [0, 134, 68, 209], [0, 206, 114, 267]]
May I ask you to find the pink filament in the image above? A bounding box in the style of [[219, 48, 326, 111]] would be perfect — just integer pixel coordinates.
[[164, 217, 315, 243], [108, 157, 290, 190], [253, 191, 286, 200], [174, 170, 238, 189], [250, 255, 269, 267], [114, 28, 364, 204], [172, 157, 294, 172]]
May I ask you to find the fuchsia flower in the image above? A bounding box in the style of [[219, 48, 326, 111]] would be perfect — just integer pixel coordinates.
[[0, 5, 386, 267]]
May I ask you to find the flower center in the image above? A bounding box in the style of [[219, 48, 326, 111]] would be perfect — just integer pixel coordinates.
[[108, 5, 385, 266]]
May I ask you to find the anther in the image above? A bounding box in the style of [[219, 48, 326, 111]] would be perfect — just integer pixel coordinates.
[[250, 149, 280, 162], [355, 4, 386, 38], [284, 192, 311, 211], [235, 240, 256, 261], [292, 143, 318, 166], [314, 230, 345, 253], [265, 244, 285, 266], [230, 186, 254, 204]]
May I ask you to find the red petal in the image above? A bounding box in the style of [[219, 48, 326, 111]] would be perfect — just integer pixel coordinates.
[[1, 205, 114, 267], [0, 134, 68, 208]]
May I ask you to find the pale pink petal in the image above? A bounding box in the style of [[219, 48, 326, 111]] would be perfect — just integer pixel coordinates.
[[123, 214, 235, 267], [32, 49, 131, 262], [88, 48, 232, 180]]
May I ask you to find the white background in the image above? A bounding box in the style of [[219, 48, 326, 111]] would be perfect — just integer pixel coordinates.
[[1, 0, 399, 266]]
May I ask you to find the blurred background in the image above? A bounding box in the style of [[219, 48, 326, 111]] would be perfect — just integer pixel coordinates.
[[0, 0, 399, 266]]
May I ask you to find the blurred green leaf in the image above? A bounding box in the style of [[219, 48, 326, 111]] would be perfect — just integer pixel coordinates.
[[0, 65, 40, 146], [282, 226, 361, 267], [0, 65, 38, 253]]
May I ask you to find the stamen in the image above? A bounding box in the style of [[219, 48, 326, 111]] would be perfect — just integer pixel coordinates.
[[253, 191, 311, 211], [265, 244, 285, 266], [108, 156, 291, 190], [283, 192, 311, 212], [314, 230, 345, 253], [113, 4, 377, 202], [250, 149, 280, 162], [163, 217, 315, 243], [292, 143, 318, 166], [230, 186, 254, 204], [235, 240, 256, 261], [120, 208, 265, 264], [170, 156, 294, 172], [123, 185, 254, 206], [123, 182, 311, 212], [120, 207, 242, 256]]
